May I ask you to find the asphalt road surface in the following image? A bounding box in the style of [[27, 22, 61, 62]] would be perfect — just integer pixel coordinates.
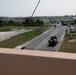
[[19, 25, 67, 52]]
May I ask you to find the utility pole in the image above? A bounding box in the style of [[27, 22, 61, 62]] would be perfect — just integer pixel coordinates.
[[31, 0, 41, 17]]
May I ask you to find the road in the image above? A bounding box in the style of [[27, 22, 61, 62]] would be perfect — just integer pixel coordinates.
[[19, 25, 67, 52], [37, 25, 66, 51]]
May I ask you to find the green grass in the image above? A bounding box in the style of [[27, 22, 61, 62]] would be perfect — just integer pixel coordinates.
[[59, 33, 76, 53], [0, 30, 36, 48], [0, 26, 40, 32], [0, 26, 25, 32], [0, 26, 51, 48]]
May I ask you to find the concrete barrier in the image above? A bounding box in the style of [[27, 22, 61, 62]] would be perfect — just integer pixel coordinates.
[[0, 29, 32, 41], [0, 48, 76, 75]]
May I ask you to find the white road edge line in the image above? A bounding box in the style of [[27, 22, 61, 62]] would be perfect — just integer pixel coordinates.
[[56, 31, 66, 52]]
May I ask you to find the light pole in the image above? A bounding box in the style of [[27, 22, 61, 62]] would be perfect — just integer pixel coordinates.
[[31, 0, 41, 17]]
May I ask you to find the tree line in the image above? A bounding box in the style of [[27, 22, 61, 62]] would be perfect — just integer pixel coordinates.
[[23, 18, 44, 26], [0, 18, 44, 27]]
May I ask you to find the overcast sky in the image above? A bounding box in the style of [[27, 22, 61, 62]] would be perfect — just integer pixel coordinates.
[[0, 0, 76, 17]]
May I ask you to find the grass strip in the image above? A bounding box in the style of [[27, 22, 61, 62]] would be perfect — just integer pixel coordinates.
[[59, 33, 76, 53], [0, 30, 36, 48], [0, 26, 40, 32]]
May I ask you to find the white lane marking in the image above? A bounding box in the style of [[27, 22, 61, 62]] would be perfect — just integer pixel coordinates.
[[35, 39, 47, 50], [56, 31, 66, 52]]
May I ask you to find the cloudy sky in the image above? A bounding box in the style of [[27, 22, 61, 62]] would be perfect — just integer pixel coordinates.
[[0, 0, 76, 17]]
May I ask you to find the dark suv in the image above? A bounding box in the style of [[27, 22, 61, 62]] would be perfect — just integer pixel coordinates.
[[48, 36, 58, 47]]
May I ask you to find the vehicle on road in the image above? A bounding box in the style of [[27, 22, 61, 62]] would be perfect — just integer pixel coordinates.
[[54, 25, 56, 27], [70, 26, 75, 33], [70, 28, 75, 33], [48, 36, 58, 47]]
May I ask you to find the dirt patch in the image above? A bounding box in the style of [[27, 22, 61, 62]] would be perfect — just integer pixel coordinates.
[[68, 39, 76, 42]]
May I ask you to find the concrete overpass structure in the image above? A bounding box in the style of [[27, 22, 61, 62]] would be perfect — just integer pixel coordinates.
[[0, 48, 76, 75]]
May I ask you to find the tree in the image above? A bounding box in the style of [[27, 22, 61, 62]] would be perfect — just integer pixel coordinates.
[[41, 20, 44, 25], [74, 19, 76, 24], [24, 18, 34, 26], [9, 20, 14, 26], [0, 19, 3, 27], [23, 18, 44, 26], [35, 19, 44, 26]]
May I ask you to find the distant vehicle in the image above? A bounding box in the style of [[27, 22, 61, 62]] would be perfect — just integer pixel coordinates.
[[57, 22, 59, 24], [70, 28, 75, 33], [70, 26, 75, 33], [48, 36, 58, 47], [54, 25, 56, 27]]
